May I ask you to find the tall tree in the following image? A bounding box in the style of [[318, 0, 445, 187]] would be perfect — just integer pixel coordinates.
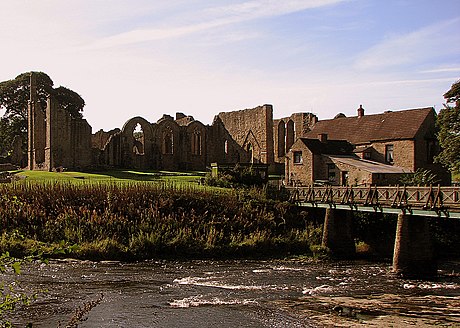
[[0, 72, 85, 158], [0, 72, 54, 121], [435, 79, 460, 174]]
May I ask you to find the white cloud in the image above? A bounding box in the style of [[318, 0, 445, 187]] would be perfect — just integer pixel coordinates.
[[354, 18, 460, 71], [420, 67, 460, 74], [90, 0, 348, 48]]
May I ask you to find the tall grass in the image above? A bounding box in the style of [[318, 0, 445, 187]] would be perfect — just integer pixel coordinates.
[[0, 182, 321, 260]]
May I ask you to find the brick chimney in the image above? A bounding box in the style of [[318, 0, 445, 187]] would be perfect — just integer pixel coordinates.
[[357, 105, 364, 118], [318, 133, 328, 142]]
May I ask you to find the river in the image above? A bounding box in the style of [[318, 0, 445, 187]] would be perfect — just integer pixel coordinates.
[[5, 259, 460, 327]]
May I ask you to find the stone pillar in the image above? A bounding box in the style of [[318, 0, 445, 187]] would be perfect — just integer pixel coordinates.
[[27, 73, 36, 170], [392, 213, 436, 277], [322, 208, 355, 258], [45, 97, 55, 171]]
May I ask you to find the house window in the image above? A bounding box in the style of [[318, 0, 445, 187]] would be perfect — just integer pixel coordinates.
[[293, 151, 302, 164], [426, 140, 436, 164], [247, 143, 253, 163], [385, 144, 394, 163], [363, 151, 371, 160], [341, 171, 349, 186], [327, 163, 336, 182]]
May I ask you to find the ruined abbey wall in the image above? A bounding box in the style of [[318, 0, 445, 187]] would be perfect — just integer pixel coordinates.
[[273, 112, 318, 164], [26, 72, 312, 175], [28, 74, 92, 171], [217, 105, 274, 165]]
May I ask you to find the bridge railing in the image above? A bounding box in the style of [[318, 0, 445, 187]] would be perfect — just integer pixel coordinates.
[[287, 185, 460, 213]]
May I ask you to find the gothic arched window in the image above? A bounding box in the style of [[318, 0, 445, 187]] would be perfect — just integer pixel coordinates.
[[192, 129, 202, 155], [163, 127, 173, 154]]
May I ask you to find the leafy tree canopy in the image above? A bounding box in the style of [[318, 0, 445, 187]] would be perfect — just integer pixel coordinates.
[[435, 79, 460, 174], [399, 168, 439, 186], [0, 71, 84, 120], [0, 72, 54, 120]]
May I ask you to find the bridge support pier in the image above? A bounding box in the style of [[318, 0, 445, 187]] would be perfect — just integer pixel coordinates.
[[322, 208, 355, 258], [392, 213, 437, 277]]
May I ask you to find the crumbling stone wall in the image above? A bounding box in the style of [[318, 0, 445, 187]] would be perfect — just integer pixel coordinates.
[[217, 105, 274, 165], [95, 105, 319, 174], [28, 74, 92, 171], [92, 128, 120, 150], [206, 116, 247, 165], [274, 112, 317, 162]]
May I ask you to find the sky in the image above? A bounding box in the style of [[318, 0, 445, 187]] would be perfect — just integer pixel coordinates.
[[1, 0, 459, 131]]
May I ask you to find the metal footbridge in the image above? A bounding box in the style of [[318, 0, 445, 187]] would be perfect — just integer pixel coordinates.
[[288, 185, 460, 219]]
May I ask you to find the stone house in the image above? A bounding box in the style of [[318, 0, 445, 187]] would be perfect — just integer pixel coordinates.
[[285, 135, 411, 186], [298, 106, 451, 185]]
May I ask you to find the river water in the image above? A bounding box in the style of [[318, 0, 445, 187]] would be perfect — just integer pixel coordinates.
[[6, 259, 460, 327]]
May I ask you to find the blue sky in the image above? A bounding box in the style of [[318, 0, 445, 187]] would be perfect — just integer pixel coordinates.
[[1, 0, 459, 131]]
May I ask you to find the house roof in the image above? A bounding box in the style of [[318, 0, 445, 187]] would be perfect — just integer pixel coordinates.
[[353, 145, 374, 153], [298, 138, 354, 155], [304, 107, 433, 144], [327, 155, 412, 174]]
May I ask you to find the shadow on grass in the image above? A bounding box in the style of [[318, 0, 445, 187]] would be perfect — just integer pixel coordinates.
[[91, 169, 204, 182]]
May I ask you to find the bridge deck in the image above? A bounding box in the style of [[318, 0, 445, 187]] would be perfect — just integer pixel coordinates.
[[288, 185, 460, 219]]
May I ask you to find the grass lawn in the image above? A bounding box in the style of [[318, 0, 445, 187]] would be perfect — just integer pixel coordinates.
[[12, 169, 206, 185]]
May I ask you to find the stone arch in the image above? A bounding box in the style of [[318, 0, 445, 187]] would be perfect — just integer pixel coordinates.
[[120, 116, 154, 169], [277, 120, 286, 157], [286, 119, 295, 152], [121, 117, 154, 142], [242, 130, 260, 163]]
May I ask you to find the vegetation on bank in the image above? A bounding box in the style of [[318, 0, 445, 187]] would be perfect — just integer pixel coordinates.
[[1, 170, 459, 261], [0, 182, 323, 261]]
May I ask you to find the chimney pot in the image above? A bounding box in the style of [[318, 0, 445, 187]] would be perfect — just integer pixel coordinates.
[[357, 104, 364, 118]]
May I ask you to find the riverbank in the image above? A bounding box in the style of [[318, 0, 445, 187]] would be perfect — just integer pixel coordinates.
[[0, 182, 324, 261], [2, 180, 459, 262]]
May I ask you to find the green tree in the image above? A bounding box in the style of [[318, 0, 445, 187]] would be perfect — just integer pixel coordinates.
[[399, 168, 439, 186], [435, 80, 460, 174], [0, 72, 85, 158]]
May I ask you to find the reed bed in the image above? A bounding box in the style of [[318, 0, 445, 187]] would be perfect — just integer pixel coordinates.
[[0, 181, 321, 260]]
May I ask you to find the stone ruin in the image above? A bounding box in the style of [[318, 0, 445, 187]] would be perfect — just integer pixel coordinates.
[[25, 73, 318, 174]]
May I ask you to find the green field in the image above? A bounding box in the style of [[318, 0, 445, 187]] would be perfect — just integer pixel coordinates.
[[12, 169, 206, 185]]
